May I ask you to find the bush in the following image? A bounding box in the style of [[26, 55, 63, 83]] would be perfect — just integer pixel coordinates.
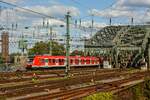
[[131, 84, 143, 100], [144, 78, 150, 99], [83, 92, 115, 100]]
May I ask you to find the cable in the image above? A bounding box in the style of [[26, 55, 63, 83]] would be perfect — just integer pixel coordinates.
[[71, 0, 91, 10], [0, 0, 95, 31], [0, 0, 54, 18], [139, 8, 150, 24], [0, 0, 67, 24]]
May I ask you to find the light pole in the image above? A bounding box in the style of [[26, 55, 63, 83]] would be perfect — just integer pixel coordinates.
[[65, 12, 71, 75], [148, 38, 150, 71], [49, 26, 52, 55]]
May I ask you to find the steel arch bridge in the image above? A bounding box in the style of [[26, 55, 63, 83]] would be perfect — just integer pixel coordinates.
[[85, 25, 150, 68]]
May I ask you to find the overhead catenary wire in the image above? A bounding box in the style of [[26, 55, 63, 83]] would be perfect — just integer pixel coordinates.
[[0, 0, 54, 18], [0, 0, 101, 53], [71, 0, 91, 10], [0, 0, 100, 32]]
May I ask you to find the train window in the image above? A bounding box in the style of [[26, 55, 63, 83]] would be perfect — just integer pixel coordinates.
[[59, 59, 61, 63], [42, 59, 45, 63], [39, 59, 45, 64], [81, 59, 84, 64], [60, 59, 64, 63], [70, 59, 73, 63], [79, 59, 81, 62], [92, 60, 94, 63], [55, 59, 59, 63], [70, 59, 74, 64], [27, 58, 33, 63], [53, 59, 55, 63], [95, 60, 97, 63], [75, 59, 79, 64], [62, 59, 64, 62], [49, 59, 52, 63], [87, 60, 90, 63]]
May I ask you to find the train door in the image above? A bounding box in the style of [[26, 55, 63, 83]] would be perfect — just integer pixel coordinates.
[[59, 59, 64, 65], [55, 58, 59, 66], [49, 59, 52, 65], [45, 58, 49, 66], [40, 58, 45, 66], [79, 58, 81, 65], [96, 58, 99, 64], [92, 58, 94, 64], [86, 58, 90, 64], [75, 58, 79, 65], [81, 58, 84, 65], [52, 59, 55, 65], [59, 59, 61, 65], [70, 59, 73, 65], [62, 59, 65, 65]]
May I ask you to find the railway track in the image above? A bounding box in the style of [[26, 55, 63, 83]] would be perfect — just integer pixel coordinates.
[[20, 72, 148, 100], [0, 69, 148, 100], [0, 68, 122, 84]]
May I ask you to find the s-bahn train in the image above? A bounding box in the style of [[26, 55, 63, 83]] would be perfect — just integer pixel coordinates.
[[26, 55, 102, 69]]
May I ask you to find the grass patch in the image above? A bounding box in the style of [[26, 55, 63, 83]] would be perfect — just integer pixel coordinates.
[[131, 84, 143, 100], [144, 78, 150, 99], [47, 76, 69, 81], [83, 92, 115, 100], [0, 96, 6, 100], [127, 68, 142, 74]]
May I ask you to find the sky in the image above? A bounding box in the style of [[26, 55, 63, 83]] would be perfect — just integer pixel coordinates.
[[1, 0, 150, 29], [1, 0, 150, 53]]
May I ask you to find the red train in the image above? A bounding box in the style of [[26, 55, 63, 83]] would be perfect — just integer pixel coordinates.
[[26, 55, 101, 69]]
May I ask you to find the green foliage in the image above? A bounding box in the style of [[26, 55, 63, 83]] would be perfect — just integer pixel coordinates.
[[28, 41, 65, 56], [0, 96, 6, 100], [70, 50, 84, 56], [0, 53, 3, 64], [0, 57, 4, 64], [83, 92, 114, 100], [131, 84, 143, 100], [32, 78, 39, 83], [128, 27, 146, 34], [15, 70, 23, 79], [51, 41, 65, 56], [144, 79, 150, 99], [130, 79, 150, 100], [28, 41, 49, 55]]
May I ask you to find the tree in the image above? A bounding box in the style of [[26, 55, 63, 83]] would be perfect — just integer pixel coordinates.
[[28, 41, 65, 56], [51, 41, 65, 55], [70, 50, 84, 56]]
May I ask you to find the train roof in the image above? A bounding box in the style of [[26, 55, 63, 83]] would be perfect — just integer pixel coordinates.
[[34, 55, 98, 59]]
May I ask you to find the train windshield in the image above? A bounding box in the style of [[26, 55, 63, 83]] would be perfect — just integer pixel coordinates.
[[27, 56, 34, 63]]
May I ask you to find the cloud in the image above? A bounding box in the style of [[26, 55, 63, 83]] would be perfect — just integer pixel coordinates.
[[81, 21, 107, 28], [49, 0, 61, 5], [26, 4, 80, 17], [2, 0, 24, 4], [89, 8, 135, 18], [89, 0, 150, 22], [0, 3, 80, 28], [121, 0, 150, 7], [0, 8, 27, 23]]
